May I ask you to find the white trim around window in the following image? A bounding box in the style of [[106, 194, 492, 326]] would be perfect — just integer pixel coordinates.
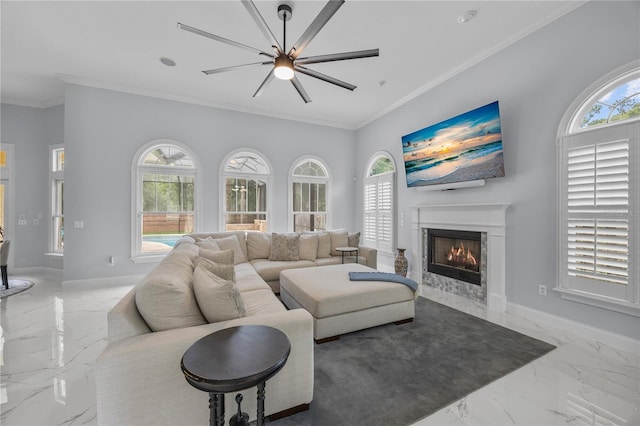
[[556, 61, 640, 316], [131, 139, 201, 263], [288, 155, 332, 232], [363, 151, 396, 255], [219, 148, 273, 233]]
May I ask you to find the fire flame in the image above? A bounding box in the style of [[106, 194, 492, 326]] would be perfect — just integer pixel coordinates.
[[446, 242, 477, 266]]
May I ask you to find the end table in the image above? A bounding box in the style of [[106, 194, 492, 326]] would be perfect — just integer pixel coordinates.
[[181, 325, 291, 426]]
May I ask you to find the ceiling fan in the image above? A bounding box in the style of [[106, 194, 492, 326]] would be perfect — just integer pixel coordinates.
[[177, 0, 379, 103]]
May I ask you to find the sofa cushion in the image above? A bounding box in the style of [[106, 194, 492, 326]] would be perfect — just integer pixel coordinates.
[[348, 231, 361, 248], [199, 248, 234, 265], [135, 244, 206, 331], [213, 235, 248, 265], [270, 233, 300, 261], [195, 256, 235, 281], [250, 259, 316, 282], [192, 264, 247, 323], [298, 234, 318, 261], [241, 288, 287, 316], [246, 231, 271, 260], [313, 256, 342, 267], [329, 230, 349, 256]]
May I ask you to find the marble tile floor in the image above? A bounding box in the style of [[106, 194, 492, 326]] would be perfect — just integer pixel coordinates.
[[0, 269, 638, 426]]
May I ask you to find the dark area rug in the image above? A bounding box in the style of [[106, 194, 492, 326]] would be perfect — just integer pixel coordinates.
[[269, 297, 555, 426]]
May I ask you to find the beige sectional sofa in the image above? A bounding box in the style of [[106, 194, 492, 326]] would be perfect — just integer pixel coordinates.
[[95, 230, 376, 425], [189, 230, 377, 292]]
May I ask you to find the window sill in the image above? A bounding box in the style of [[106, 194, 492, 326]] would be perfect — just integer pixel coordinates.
[[553, 287, 640, 317], [45, 252, 63, 259], [131, 254, 168, 264]]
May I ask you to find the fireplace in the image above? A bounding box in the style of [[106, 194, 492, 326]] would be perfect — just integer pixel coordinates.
[[411, 204, 509, 311], [427, 229, 482, 285]]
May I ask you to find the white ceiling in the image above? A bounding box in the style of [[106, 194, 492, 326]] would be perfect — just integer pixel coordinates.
[[1, 1, 584, 129]]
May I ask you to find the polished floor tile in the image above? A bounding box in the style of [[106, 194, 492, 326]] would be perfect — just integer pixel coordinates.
[[1, 270, 638, 425]]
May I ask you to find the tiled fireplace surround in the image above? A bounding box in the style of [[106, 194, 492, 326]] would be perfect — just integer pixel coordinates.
[[411, 204, 510, 311]]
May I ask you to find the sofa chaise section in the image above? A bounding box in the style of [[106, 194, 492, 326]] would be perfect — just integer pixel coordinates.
[[96, 239, 314, 425]]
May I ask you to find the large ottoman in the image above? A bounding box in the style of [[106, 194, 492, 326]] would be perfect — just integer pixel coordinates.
[[280, 264, 415, 343]]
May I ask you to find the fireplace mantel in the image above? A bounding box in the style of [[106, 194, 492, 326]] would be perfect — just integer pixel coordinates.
[[411, 203, 510, 311]]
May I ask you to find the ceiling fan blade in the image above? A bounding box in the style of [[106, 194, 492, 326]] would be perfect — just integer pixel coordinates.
[[295, 49, 379, 65], [178, 22, 274, 57], [295, 65, 356, 91], [291, 76, 312, 103], [288, 0, 344, 59], [241, 0, 283, 53], [203, 61, 273, 75], [253, 69, 275, 98]]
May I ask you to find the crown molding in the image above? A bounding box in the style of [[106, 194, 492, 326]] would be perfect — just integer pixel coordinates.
[[56, 73, 356, 130]]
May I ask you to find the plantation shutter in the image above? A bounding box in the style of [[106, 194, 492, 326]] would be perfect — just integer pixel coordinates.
[[567, 140, 629, 285], [363, 172, 394, 253], [560, 121, 637, 303]]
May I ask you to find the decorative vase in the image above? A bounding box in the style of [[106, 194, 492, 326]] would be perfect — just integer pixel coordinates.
[[394, 248, 408, 277]]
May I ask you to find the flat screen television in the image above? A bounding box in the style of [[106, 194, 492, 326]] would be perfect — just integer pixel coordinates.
[[401, 101, 505, 189]]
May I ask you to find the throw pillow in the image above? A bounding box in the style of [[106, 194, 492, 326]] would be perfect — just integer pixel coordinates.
[[269, 233, 300, 261], [246, 232, 271, 260], [213, 235, 248, 265], [194, 256, 235, 281], [348, 231, 361, 248], [298, 233, 318, 261], [315, 232, 331, 258], [192, 264, 247, 323], [329, 230, 349, 256], [175, 235, 196, 247], [135, 244, 206, 331], [196, 237, 220, 252], [199, 248, 234, 265]]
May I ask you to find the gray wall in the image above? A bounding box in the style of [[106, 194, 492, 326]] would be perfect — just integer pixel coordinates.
[[354, 1, 640, 339], [63, 85, 356, 281], [1, 103, 64, 270]]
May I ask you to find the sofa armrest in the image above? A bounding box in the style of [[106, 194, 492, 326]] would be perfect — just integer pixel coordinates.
[[107, 287, 151, 342], [359, 246, 377, 269], [96, 309, 314, 425]]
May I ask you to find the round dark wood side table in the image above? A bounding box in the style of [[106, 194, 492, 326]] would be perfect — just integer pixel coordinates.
[[181, 325, 291, 426]]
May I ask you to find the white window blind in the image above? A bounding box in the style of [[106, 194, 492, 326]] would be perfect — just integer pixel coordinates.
[[567, 140, 629, 286], [363, 173, 394, 253]]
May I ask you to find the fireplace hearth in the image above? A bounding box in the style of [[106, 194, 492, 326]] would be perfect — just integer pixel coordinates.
[[427, 228, 482, 285]]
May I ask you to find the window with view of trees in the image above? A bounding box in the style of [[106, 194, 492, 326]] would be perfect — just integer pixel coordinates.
[[363, 152, 395, 254], [289, 158, 329, 232], [557, 64, 639, 316], [133, 143, 197, 259], [222, 151, 270, 232]]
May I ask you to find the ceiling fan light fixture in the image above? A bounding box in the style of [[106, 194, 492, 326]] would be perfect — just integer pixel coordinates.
[[274, 55, 294, 80]]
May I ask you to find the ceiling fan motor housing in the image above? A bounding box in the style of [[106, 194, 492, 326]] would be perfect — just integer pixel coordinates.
[[278, 4, 292, 21]]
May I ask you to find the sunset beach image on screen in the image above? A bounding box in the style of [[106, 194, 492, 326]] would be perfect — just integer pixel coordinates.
[[401, 101, 505, 188]]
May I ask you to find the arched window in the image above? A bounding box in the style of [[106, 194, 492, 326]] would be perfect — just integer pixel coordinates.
[[132, 141, 198, 260], [289, 157, 330, 232], [221, 149, 272, 232], [363, 152, 396, 254], [557, 61, 639, 316]]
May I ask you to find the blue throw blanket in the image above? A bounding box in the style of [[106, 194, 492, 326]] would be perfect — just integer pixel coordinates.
[[348, 271, 419, 293]]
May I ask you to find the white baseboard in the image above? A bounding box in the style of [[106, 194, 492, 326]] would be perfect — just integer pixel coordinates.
[[63, 274, 144, 288], [13, 266, 62, 275], [507, 301, 640, 354]]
